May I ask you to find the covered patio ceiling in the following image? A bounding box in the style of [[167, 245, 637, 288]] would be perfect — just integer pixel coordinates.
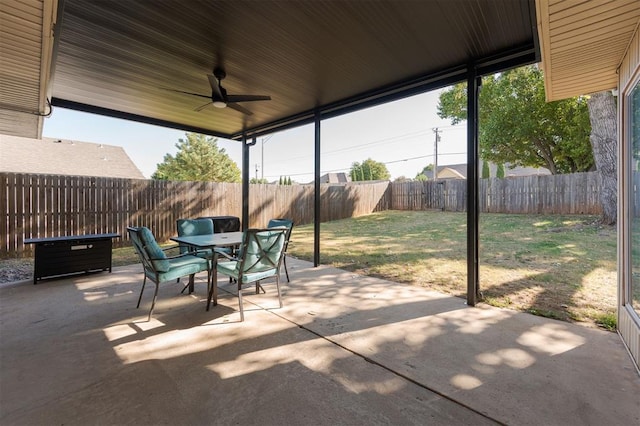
[[2, 0, 539, 140]]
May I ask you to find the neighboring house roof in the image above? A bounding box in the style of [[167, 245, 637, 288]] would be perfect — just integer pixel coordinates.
[[427, 163, 551, 180], [319, 172, 351, 184], [438, 164, 468, 179], [0, 135, 145, 179]]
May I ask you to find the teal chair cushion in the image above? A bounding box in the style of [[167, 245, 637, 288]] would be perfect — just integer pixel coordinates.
[[244, 230, 284, 271], [177, 218, 214, 254], [216, 229, 285, 283], [177, 218, 214, 236], [150, 255, 209, 282], [217, 260, 279, 284], [267, 218, 293, 229], [138, 227, 171, 272]]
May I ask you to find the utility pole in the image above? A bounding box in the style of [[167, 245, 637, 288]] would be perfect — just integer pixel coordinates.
[[432, 127, 441, 180], [254, 163, 259, 180], [261, 135, 274, 180]]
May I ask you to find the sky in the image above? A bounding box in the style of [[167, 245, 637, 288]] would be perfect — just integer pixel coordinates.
[[42, 88, 468, 182]]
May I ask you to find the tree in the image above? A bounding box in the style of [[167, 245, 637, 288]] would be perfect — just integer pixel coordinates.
[[496, 163, 505, 178], [152, 133, 241, 182], [437, 65, 593, 174], [482, 161, 490, 178], [349, 158, 391, 181], [587, 91, 617, 225], [415, 174, 428, 182], [417, 164, 434, 180]]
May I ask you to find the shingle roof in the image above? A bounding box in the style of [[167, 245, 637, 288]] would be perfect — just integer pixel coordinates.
[[319, 173, 351, 184], [0, 135, 145, 179]]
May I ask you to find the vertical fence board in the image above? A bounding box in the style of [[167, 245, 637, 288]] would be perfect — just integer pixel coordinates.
[[0, 173, 9, 257]]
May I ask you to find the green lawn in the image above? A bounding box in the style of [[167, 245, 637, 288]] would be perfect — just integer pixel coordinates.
[[288, 210, 617, 330]]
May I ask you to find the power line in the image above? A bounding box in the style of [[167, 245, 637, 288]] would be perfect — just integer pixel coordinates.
[[264, 124, 466, 168], [262, 151, 467, 180]]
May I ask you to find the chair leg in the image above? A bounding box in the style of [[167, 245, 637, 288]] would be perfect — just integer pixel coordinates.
[[238, 281, 245, 322], [275, 275, 283, 309], [188, 273, 195, 293], [255, 281, 265, 294], [207, 267, 218, 310], [283, 255, 290, 282], [179, 273, 192, 294], [147, 282, 160, 321], [136, 275, 147, 308]]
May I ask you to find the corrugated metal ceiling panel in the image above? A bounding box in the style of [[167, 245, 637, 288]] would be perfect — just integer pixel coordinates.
[[50, 0, 538, 139]]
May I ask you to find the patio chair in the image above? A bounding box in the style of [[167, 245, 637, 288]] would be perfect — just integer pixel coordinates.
[[176, 218, 214, 255], [211, 227, 288, 321], [127, 226, 209, 321], [267, 218, 294, 282], [177, 217, 234, 287]]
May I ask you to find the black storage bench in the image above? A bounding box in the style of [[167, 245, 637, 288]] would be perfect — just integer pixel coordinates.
[[24, 233, 120, 284], [198, 216, 241, 233]]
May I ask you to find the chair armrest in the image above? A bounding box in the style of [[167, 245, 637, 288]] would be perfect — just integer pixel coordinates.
[[215, 250, 239, 262], [161, 245, 181, 254]]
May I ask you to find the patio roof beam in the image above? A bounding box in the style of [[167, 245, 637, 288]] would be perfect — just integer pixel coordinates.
[[314, 110, 321, 267], [50, 98, 232, 140], [241, 134, 255, 231], [466, 67, 481, 306]]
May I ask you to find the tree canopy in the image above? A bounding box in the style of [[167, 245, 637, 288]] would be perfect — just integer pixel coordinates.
[[152, 133, 241, 182], [349, 158, 391, 181], [437, 65, 593, 174], [415, 164, 434, 180]]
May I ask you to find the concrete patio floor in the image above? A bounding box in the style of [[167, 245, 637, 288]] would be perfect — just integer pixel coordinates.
[[1, 258, 638, 425]]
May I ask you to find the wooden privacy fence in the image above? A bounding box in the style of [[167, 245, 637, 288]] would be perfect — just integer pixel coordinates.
[[1, 173, 389, 257], [480, 173, 602, 214], [388, 172, 603, 215], [2, 172, 603, 257]]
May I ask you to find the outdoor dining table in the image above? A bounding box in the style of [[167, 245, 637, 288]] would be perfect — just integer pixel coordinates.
[[170, 231, 243, 310]]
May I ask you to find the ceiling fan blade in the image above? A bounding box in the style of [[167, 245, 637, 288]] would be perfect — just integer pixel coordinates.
[[226, 94, 271, 103], [165, 89, 211, 100], [207, 74, 224, 100], [194, 101, 213, 112], [226, 102, 253, 116]]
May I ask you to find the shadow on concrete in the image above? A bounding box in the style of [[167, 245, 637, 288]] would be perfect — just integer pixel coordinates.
[[0, 260, 638, 425]]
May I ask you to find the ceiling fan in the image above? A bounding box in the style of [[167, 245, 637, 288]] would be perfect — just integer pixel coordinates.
[[171, 67, 271, 115]]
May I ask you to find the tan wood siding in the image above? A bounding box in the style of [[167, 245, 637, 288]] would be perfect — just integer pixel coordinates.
[[537, 0, 640, 101]]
